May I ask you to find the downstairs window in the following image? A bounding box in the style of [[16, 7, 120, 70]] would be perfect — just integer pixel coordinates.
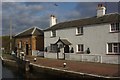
[[107, 43, 120, 54]]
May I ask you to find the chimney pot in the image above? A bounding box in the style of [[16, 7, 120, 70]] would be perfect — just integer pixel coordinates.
[[98, 4, 104, 7], [50, 15, 57, 27], [97, 4, 106, 17]]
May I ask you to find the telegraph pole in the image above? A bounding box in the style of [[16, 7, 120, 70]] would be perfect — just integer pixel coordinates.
[[9, 17, 12, 53]]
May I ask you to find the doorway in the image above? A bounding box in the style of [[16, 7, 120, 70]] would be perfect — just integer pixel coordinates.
[[64, 45, 69, 53], [26, 44, 29, 55]]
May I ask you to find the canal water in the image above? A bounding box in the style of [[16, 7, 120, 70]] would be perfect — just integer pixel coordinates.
[[2, 64, 60, 80], [2, 61, 78, 80]]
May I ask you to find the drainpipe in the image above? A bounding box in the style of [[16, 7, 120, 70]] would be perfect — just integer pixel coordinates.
[[57, 47, 59, 59]]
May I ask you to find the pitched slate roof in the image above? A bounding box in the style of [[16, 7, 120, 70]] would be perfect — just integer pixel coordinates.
[[14, 27, 44, 37], [55, 38, 71, 45], [44, 13, 120, 31]]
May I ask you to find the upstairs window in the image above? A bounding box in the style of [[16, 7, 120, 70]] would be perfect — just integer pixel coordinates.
[[76, 27, 83, 35], [110, 23, 120, 32], [107, 43, 120, 54], [51, 30, 56, 37]]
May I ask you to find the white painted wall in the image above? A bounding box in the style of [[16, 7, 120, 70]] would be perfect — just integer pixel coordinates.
[[44, 52, 57, 59], [44, 23, 119, 55]]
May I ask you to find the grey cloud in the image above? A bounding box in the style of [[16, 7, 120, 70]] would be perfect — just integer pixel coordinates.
[[74, 2, 98, 18], [2, 2, 119, 35], [16, 3, 44, 12], [57, 2, 98, 23], [2, 2, 48, 35]]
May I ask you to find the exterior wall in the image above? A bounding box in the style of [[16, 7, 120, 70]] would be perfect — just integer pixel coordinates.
[[31, 35, 44, 56], [44, 32, 58, 52], [36, 36, 44, 51], [31, 36, 36, 50], [31, 35, 44, 51], [15, 35, 44, 56], [15, 37, 32, 55], [44, 23, 119, 55]]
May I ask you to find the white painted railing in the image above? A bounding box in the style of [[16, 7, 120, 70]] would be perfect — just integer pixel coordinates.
[[44, 52, 120, 64], [65, 53, 120, 64]]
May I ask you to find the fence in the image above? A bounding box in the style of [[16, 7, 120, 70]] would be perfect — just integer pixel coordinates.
[[44, 52, 57, 59], [32, 50, 44, 57], [65, 53, 120, 64], [44, 52, 120, 64]]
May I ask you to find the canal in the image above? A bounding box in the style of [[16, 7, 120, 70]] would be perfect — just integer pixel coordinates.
[[2, 61, 81, 80], [2, 64, 62, 80]]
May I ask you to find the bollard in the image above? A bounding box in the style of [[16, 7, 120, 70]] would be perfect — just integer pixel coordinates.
[[34, 58, 36, 62], [63, 62, 66, 68]]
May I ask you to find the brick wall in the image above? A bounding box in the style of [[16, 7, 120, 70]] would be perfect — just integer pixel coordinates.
[[15, 37, 31, 55], [15, 35, 44, 56]]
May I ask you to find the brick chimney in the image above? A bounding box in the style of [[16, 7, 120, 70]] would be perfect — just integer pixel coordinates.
[[50, 15, 57, 27], [97, 4, 106, 17]]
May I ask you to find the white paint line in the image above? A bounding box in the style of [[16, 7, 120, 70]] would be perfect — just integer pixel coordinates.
[[0, 56, 3, 60]]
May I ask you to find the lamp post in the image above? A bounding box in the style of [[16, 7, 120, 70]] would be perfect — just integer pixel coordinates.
[[9, 17, 12, 54]]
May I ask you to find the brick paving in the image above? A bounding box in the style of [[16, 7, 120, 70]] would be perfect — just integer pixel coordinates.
[[26, 56, 120, 77]]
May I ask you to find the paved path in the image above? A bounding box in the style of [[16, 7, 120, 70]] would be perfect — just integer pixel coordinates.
[[26, 56, 120, 78]]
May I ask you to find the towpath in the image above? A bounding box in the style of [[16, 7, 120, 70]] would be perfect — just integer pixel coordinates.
[[26, 56, 120, 78]]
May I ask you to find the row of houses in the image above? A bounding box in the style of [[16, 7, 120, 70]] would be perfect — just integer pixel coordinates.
[[14, 4, 120, 64]]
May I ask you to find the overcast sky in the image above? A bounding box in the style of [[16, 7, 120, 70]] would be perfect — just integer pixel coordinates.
[[2, 2, 119, 35]]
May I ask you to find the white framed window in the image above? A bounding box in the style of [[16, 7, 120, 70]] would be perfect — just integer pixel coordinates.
[[50, 44, 57, 52], [76, 27, 83, 35], [107, 43, 120, 54], [51, 30, 56, 37], [76, 44, 84, 52], [110, 23, 120, 32]]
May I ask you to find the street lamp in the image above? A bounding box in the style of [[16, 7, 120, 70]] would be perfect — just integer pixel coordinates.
[[9, 17, 12, 54]]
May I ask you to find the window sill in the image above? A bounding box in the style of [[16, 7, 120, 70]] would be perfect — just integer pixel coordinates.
[[109, 31, 120, 33], [76, 33, 83, 36], [106, 53, 120, 55], [50, 36, 56, 38], [76, 51, 84, 54]]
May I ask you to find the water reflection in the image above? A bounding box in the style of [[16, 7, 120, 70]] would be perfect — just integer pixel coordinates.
[[2, 64, 64, 80], [2, 64, 25, 80], [2, 66, 14, 78], [2, 55, 60, 80]]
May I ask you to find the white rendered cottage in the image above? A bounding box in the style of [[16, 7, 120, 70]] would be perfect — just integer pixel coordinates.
[[44, 4, 120, 64]]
